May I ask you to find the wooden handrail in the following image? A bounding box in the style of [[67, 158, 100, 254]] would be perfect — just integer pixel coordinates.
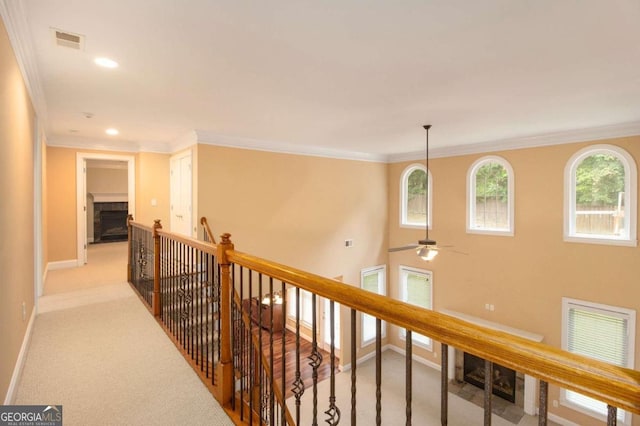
[[156, 228, 217, 255], [128, 220, 155, 233], [226, 248, 640, 415], [200, 217, 216, 244]]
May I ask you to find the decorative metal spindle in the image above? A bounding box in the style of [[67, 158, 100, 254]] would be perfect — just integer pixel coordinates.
[[238, 266, 244, 421], [325, 300, 341, 425], [258, 273, 264, 420], [538, 380, 548, 426], [607, 405, 617, 426], [441, 344, 448, 426], [292, 287, 304, 424], [376, 318, 382, 426], [351, 308, 357, 425], [484, 360, 493, 426], [248, 269, 254, 426], [281, 280, 286, 426], [269, 277, 275, 426], [406, 330, 412, 426], [308, 293, 322, 426]]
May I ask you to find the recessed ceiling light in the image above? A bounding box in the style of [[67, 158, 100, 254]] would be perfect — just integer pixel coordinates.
[[94, 57, 118, 68], [105, 128, 119, 136]]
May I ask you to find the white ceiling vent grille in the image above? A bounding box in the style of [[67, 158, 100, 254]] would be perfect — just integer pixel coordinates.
[[51, 28, 85, 50]]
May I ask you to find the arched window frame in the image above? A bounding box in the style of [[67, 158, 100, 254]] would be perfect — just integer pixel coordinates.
[[400, 164, 432, 229], [466, 155, 515, 236], [564, 144, 637, 246]]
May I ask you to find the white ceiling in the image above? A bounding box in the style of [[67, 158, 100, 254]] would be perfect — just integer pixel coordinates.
[[9, 0, 640, 160]]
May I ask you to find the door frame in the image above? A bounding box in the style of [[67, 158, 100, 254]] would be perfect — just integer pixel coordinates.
[[76, 152, 135, 265]]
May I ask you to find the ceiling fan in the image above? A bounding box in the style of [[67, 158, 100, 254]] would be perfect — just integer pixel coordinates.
[[389, 124, 439, 261]]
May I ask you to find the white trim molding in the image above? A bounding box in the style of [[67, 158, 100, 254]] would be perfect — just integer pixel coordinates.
[[389, 121, 640, 163], [47, 259, 78, 271], [3, 307, 36, 404], [0, 0, 48, 130]]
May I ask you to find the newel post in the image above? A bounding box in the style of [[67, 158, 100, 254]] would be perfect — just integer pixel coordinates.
[[217, 232, 234, 405], [126, 214, 133, 283], [152, 219, 162, 317]]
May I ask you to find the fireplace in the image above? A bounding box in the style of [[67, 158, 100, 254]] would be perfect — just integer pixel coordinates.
[[93, 201, 128, 243], [441, 309, 544, 415], [463, 352, 516, 403]]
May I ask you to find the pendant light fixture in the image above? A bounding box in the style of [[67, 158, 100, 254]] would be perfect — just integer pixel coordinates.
[[416, 124, 438, 261]]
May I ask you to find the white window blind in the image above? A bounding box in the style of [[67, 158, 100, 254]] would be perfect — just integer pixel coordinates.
[[562, 298, 635, 424], [400, 266, 432, 348]]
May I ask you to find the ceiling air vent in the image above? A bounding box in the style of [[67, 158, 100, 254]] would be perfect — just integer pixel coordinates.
[[51, 28, 85, 50]]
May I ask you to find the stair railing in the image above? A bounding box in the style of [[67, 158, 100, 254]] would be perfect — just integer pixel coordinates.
[[128, 220, 640, 425]]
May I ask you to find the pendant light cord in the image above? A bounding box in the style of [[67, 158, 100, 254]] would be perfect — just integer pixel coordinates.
[[423, 124, 431, 241]]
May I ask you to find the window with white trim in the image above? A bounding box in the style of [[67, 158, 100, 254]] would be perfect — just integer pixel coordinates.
[[400, 164, 432, 228], [467, 156, 514, 235], [361, 265, 386, 346], [287, 288, 314, 327], [561, 298, 636, 425], [564, 145, 637, 246], [399, 266, 433, 349]]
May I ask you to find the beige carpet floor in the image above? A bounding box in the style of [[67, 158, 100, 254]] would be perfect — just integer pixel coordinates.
[[44, 242, 128, 295], [291, 350, 556, 426], [17, 241, 233, 425]]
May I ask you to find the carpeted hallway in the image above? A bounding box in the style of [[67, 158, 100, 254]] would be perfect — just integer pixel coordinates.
[[16, 242, 233, 425]]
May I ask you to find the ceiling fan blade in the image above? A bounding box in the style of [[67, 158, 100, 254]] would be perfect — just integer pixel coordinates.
[[388, 244, 420, 252]]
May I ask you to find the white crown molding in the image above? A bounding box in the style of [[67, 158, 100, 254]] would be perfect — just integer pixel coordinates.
[[47, 134, 172, 153], [388, 121, 640, 163], [194, 129, 389, 163], [0, 0, 48, 130], [169, 130, 198, 153]]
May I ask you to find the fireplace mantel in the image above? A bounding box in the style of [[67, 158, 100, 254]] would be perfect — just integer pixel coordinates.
[[439, 309, 543, 415], [439, 309, 544, 343], [90, 192, 128, 203]]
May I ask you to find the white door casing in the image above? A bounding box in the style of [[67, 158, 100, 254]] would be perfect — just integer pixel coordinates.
[[76, 153, 135, 265]]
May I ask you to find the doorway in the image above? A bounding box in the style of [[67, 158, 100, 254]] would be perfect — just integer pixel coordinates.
[[76, 153, 135, 265]]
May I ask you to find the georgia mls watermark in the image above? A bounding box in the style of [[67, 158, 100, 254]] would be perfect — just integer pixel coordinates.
[[0, 405, 62, 426]]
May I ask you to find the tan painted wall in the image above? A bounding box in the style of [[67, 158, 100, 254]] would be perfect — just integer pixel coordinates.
[[46, 147, 78, 261], [196, 144, 389, 361], [136, 152, 170, 226], [388, 136, 640, 424], [0, 19, 36, 401], [87, 167, 128, 193], [46, 148, 170, 262]]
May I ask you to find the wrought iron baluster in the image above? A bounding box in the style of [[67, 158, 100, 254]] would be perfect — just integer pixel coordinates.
[[258, 273, 264, 422], [308, 292, 323, 426], [441, 344, 448, 426], [325, 300, 340, 425], [269, 277, 275, 426], [376, 318, 382, 426], [351, 308, 357, 425], [484, 360, 493, 426], [538, 380, 548, 426], [406, 330, 412, 426], [292, 287, 304, 425], [280, 280, 286, 426], [607, 405, 617, 426]]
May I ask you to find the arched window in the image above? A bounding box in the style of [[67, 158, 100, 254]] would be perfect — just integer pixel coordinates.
[[467, 156, 514, 235], [400, 164, 432, 228], [564, 145, 637, 246]]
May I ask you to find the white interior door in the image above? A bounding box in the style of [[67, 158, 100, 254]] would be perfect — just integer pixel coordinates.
[[170, 151, 192, 236]]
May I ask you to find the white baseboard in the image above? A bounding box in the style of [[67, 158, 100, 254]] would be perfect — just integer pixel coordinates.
[[388, 344, 441, 371], [47, 259, 78, 270], [341, 344, 393, 372], [547, 412, 581, 426], [88, 237, 94, 243], [3, 307, 36, 404]]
